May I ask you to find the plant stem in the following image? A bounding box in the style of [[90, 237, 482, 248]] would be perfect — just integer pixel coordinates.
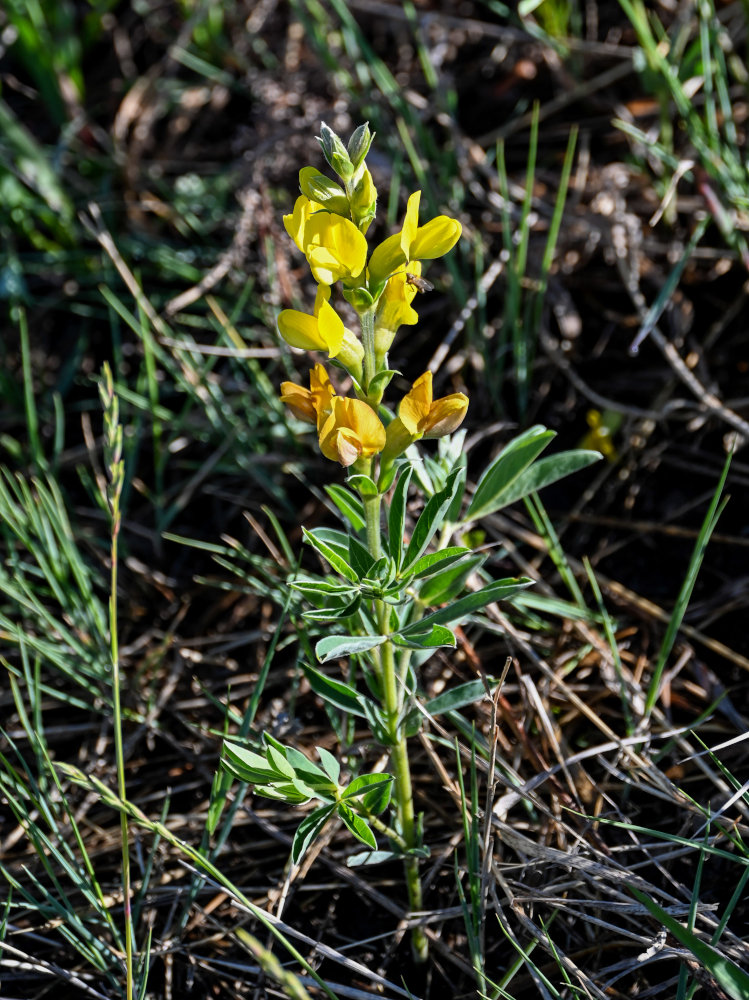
[[360, 307, 377, 392], [362, 489, 428, 961]]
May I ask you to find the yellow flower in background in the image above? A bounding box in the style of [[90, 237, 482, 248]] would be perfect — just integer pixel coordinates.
[[382, 371, 468, 463], [277, 286, 364, 379], [318, 397, 386, 467], [368, 191, 462, 293], [280, 364, 336, 431]]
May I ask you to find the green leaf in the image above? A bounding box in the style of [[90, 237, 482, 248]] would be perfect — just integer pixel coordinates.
[[391, 624, 456, 650], [338, 803, 377, 850], [446, 463, 467, 523], [341, 773, 393, 802], [291, 578, 357, 599], [466, 426, 555, 520], [255, 782, 310, 804], [368, 368, 399, 399], [417, 554, 485, 606], [266, 744, 296, 779], [284, 746, 334, 789], [629, 886, 749, 1000], [347, 473, 379, 496], [425, 679, 494, 716], [349, 534, 375, 578], [387, 463, 413, 568], [315, 634, 387, 663], [325, 484, 365, 531], [469, 441, 601, 520], [316, 746, 341, 784], [303, 527, 359, 583], [292, 805, 335, 864], [409, 546, 471, 579], [402, 469, 463, 572], [222, 742, 276, 783], [362, 778, 393, 815], [303, 663, 368, 716], [301, 593, 362, 622], [401, 577, 533, 636], [347, 845, 430, 867]]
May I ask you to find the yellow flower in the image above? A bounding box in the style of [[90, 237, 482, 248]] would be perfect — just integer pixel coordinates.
[[399, 371, 468, 438], [277, 286, 364, 379], [318, 397, 386, 467], [368, 191, 462, 294], [382, 371, 468, 463], [284, 195, 368, 285], [304, 211, 369, 285], [374, 262, 421, 361], [280, 364, 336, 431], [283, 195, 323, 253]]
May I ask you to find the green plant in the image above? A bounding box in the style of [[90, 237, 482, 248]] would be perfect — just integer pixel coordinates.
[[221, 122, 601, 962]]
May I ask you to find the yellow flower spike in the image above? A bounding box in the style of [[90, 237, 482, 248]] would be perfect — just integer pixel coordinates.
[[399, 371, 469, 439], [280, 364, 336, 431], [318, 397, 387, 467], [304, 212, 368, 285]]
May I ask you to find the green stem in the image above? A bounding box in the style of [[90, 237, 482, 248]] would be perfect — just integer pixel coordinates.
[[362, 489, 428, 961], [361, 307, 377, 392]]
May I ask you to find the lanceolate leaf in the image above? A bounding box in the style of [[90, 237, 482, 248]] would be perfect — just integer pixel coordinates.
[[388, 464, 413, 568], [315, 634, 387, 663], [417, 553, 485, 606], [292, 805, 335, 864], [401, 577, 533, 636], [222, 742, 276, 783], [337, 803, 377, 850], [303, 662, 368, 716], [473, 449, 602, 519], [325, 483, 365, 531], [303, 527, 359, 583], [391, 624, 456, 649], [409, 546, 470, 579], [466, 425, 555, 521], [341, 773, 393, 801], [402, 469, 462, 572], [425, 678, 495, 716]]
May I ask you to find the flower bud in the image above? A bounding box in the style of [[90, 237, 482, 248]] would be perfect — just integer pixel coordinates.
[[347, 123, 374, 169], [318, 122, 354, 182], [299, 167, 349, 216]]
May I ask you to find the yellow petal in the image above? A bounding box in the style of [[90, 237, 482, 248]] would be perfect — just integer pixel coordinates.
[[305, 212, 368, 279], [307, 245, 347, 286], [381, 416, 417, 464], [277, 308, 326, 352], [400, 191, 421, 257], [398, 371, 433, 434], [283, 195, 322, 253], [318, 398, 386, 465], [368, 231, 407, 291], [410, 216, 462, 260], [279, 381, 317, 424], [316, 298, 345, 356], [422, 393, 469, 438]]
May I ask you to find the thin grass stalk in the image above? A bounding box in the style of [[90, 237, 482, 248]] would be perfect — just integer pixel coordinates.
[[99, 363, 134, 999]]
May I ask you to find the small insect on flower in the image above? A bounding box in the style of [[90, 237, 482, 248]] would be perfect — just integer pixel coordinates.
[[405, 272, 434, 294]]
